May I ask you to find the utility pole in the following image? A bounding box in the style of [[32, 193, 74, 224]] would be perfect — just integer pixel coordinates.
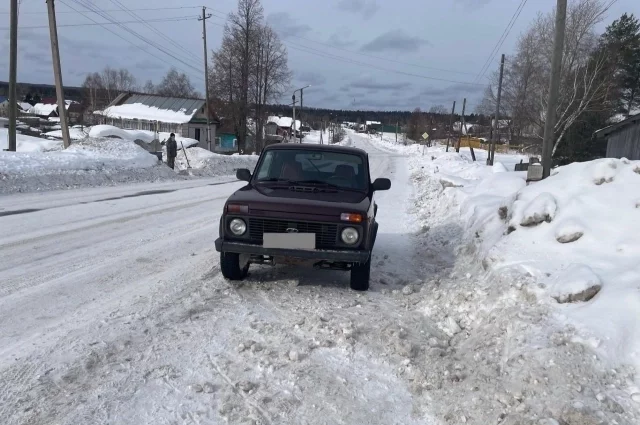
[[489, 54, 505, 166], [199, 7, 213, 151], [457, 98, 466, 153], [7, 0, 18, 151], [292, 94, 296, 143], [446, 100, 456, 152], [46, 0, 71, 148], [299, 89, 303, 143], [541, 0, 567, 178], [395, 121, 398, 144]]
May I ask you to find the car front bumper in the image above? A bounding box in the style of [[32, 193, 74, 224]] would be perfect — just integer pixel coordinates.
[[215, 239, 370, 263]]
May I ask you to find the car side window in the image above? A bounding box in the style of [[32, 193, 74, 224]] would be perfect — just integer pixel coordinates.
[[256, 151, 274, 180]]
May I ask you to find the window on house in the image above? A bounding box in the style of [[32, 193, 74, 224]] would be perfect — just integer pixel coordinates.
[[195, 128, 201, 141]]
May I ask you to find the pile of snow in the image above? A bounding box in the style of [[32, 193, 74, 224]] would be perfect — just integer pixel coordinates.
[[99, 103, 200, 124], [44, 127, 89, 141], [172, 147, 259, 176], [413, 151, 640, 377], [0, 138, 159, 175], [88, 125, 198, 148], [0, 128, 62, 152]]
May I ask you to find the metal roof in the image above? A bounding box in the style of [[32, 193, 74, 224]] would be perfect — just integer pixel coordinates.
[[121, 94, 205, 114], [594, 113, 640, 139]]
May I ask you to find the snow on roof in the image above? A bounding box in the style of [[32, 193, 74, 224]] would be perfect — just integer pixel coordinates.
[[18, 102, 32, 111], [267, 116, 300, 129], [98, 93, 205, 124], [100, 103, 199, 124], [365, 121, 381, 126], [28, 103, 58, 117]]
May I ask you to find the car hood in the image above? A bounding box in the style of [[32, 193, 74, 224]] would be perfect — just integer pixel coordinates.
[[227, 184, 370, 219]]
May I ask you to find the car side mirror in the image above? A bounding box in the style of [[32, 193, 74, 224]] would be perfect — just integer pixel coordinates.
[[236, 168, 252, 182], [372, 178, 391, 191]]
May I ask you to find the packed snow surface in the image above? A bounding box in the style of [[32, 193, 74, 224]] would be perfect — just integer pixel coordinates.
[[0, 130, 638, 425], [89, 124, 199, 148]]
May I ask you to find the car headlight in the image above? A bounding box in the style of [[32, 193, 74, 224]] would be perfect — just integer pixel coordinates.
[[341, 227, 359, 245], [229, 218, 247, 236]]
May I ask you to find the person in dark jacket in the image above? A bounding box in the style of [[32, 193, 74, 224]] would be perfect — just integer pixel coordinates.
[[166, 133, 178, 169]]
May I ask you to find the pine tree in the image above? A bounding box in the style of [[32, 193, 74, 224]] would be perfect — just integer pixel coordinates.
[[601, 13, 640, 116]]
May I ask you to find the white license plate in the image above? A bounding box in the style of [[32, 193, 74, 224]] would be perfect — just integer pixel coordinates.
[[263, 233, 315, 250]]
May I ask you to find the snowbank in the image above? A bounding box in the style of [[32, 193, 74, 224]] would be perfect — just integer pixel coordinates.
[[44, 127, 89, 141], [412, 150, 640, 377], [172, 147, 258, 177], [0, 138, 182, 194], [0, 128, 62, 152], [88, 124, 199, 149]]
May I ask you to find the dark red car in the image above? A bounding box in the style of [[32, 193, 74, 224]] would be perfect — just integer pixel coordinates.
[[215, 143, 391, 290]]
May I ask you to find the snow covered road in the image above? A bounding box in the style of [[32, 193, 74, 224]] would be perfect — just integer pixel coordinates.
[[1, 134, 638, 425]]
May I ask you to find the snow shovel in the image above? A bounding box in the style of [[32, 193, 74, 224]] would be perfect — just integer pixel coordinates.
[[180, 141, 192, 169]]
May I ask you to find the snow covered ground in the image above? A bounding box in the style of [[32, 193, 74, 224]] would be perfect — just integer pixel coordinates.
[[1, 130, 638, 425]]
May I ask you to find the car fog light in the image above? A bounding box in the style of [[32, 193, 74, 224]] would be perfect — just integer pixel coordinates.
[[341, 227, 359, 245], [230, 218, 247, 236]]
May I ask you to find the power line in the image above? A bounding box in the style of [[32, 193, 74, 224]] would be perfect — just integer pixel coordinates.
[[206, 12, 478, 78], [68, 0, 203, 74], [107, 0, 204, 66], [474, 0, 528, 84], [207, 20, 484, 87], [56, 0, 203, 80], [2, 15, 199, 29], [1, 6, 203, 14]]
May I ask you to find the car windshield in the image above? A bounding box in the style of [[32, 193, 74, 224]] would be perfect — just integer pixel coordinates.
[[254, 149, 367, 191]]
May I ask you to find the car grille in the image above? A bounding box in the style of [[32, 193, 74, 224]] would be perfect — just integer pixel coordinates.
[[248, 218, 338, 248]]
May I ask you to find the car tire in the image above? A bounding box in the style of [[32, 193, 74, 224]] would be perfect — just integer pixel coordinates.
[[350, 258, 371, 291], [220, 252, 249, 280]]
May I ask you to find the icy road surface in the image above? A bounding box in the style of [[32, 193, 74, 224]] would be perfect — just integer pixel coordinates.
[[1, 134, 637, 425]]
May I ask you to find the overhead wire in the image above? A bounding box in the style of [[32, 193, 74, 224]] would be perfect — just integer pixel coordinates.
[[107, 0, 204, 65], [3, 16, 199, 29], [473, 0, 528, 84], [206, 20, 484, 87], [56, 0, 203, 81], [67, 0, 203, 74]]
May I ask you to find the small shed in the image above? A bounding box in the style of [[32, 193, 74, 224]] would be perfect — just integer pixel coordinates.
[[594, 113, 640, 160]]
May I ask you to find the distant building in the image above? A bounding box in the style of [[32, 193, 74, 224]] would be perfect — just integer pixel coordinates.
[[96, 92, 219, 151], [594, 112, 640, 160]]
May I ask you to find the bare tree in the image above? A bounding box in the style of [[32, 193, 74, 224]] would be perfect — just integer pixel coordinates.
[[228, 0, 264, 151], [155, 68, 200, 98], [210, 0, 291, 152], [142, 80, 156, 94], [251, 24, 291, 151], [480, 0, 615, 155], [429, 104, 448, 115]]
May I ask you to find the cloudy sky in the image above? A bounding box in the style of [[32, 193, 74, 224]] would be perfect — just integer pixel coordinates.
[[1, 0, 638, 111]]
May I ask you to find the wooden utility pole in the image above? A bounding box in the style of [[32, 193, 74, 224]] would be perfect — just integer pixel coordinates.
[[488, 54, 505, 166], [456, 98, 466, 153], [395, 121, 398, 143], [541, 0, 567, 178], [299, 89, 303, 143], [292, 94, 296, 144], [199, 7, 213, 151], [446, 100, 456, 152], [7, 0, 18, 151], [46, 0, 71, 148]]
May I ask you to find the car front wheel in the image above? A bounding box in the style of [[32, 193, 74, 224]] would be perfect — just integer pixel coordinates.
[[220, 252, 249, 280], [350, 258, 370, 291]]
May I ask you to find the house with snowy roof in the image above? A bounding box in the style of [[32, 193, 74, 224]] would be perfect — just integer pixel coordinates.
[[96, 92, 219, 150], [594, 111, 640, 160]]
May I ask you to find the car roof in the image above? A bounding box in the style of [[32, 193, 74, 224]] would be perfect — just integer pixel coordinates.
[[264, 143, 367, 156]]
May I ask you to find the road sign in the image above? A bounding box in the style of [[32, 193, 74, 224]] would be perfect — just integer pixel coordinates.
[[422, 132, 429, 140]]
